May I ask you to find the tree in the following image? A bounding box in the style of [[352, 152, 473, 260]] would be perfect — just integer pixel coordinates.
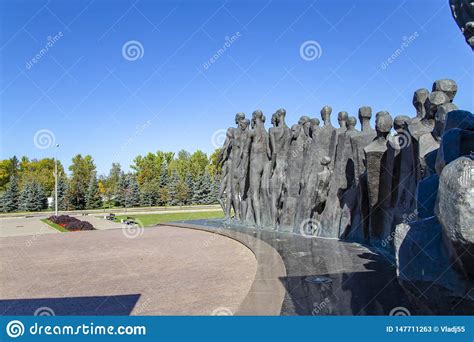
[[68, 154, 96, 210], [19, 180, 47, 211], [52, 175, 69, 211], [105, 163, 122, 206], [86, 172, 102, 209], [184, 172, 194, 205], [157, 161, 170, 206], [128, 174, 141, 207], [168, 170, 179, 206], [189, 150, 209, 178], [175, 179, 189, 206], [1, 175, 19, 212]]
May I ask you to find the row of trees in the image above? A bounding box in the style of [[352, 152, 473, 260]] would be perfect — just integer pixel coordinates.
[[0, 149, 221, 212]]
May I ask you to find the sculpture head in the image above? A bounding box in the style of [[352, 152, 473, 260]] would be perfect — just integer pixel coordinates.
[[347, 116, 357, 130], [298, 116, 311, 137], [424, 91, 450, 120], [235, 112, 245, 125], [291, 124, 302, 139], [275, 108, 286, 119], [320, 105, 332, 124], [412, 88, 429, 118], [434, 103, 458, 141], [375, 112, 393, 137], [271, 113, 278, 127], [358, 106, 372, 121], [432, 79, 457, 102], [309, 118, 320, 138], [239, 118, 250, 131], [393, 115, 411, 134], [337, 111, 348, 128]]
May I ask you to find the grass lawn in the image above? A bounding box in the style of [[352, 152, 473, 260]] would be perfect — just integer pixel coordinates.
[[41, 219, 69, 232], [114, 210, 224, 227]]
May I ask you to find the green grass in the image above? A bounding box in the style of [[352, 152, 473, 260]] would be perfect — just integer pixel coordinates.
[[41, 219, 69, 232], [114, 210, 224, 227]]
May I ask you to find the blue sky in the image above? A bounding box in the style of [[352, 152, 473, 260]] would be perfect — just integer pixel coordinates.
[[1, 0, 472, 175]]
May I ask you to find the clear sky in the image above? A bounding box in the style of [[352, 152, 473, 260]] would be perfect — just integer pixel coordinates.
[[1, 0, 472, 175]]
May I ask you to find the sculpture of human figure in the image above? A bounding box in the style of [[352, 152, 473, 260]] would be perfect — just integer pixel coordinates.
[[217, 112, 245, 220], [363, 112, 396, 244], [329, 111, 348, 170], [248, 110, 271, 227], [391, 115, 417, 226], [269, 108, 291, 226], [348, 107, 376, 241], [296, 106, 335, 228], [412, 91, 451, 178], [319, 115, 358, 237], [279, 124, 306, 231], [217, 128, 234, 220], [298, 115, 312, 140], [237, 118, 251, 222]]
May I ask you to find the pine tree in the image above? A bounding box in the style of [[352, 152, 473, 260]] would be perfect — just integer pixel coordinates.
[[31, 182, 47, 211], [157, 162, 169, 206], [86, 173, 102, 209], [176, 179, 188, 206], [19, 182, 32, 211], [192, 175, 204, 204], [2, 175, 19, 212], [184, 172, 194, 205], [19, 181, 47, 211], [128, 174, 141, 207], [168, 171, 179, 206], [209, 175, 219, 204]]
